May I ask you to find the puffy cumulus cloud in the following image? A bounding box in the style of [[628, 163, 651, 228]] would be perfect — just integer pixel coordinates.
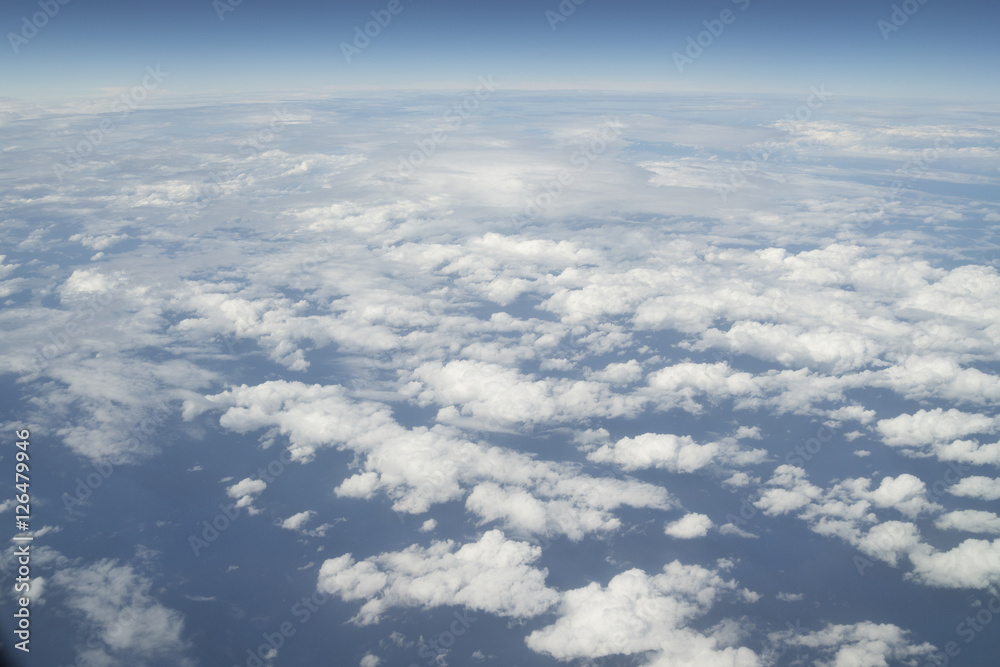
[[856, 522, 922, 567], [359, 654, 380, 667], [280, 510, 315, 531], [876, 355, 1000, 405], [205, 381, 671, 538], [586, 431, 766, 473], [948, 476, 1000, 501], [202, 381, 397, 462], [226, 477, 266, 509], [51, 559, 193, 667], [404, 359, 647, 428], [935, 510, 1000, 535], [317, 530, 559, 625], [755, 465, 824, 517], [827, 404, 876, 425], [863, 474, 941, 519], [665, 513, 714, 539], [645, 362, 761, 413], [525, 561, 758, 666], [465, 475, 671, 541], [587, 359, 644, 385], [759, 467, 940, 525], [696, 321, 884, 374], [875, 409, 1000, 465], [769, 622, 935, 667], [876, 408, 998, 447], [754, 468, 944, 570], [908, 538, 1000, 589]]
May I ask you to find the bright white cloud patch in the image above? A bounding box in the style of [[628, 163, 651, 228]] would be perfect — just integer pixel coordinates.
[[665, 513, 714, 539], [935, 510, 1000, 535], [226, 477, 266, 509], [317, 530, 559, 625], [281, 510, 315, 531], [949, 476, 1000, 501], [525, 561, 759, 666]]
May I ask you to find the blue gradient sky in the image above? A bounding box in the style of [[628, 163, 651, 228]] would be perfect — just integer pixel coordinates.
[[2, 0, 998, 102]]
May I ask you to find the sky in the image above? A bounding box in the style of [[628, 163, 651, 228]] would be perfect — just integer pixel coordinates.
[[1, 0, 999, 101]]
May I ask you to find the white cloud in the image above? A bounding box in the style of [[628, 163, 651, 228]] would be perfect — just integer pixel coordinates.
[[864, 474, 941, 519], [908, 538, 1000, 589], [525, 561, 759, 666], [877, 408, 998, 447], [587, 432, 766, 474], [226, 477, 266, 509], [769, 622, 935, 667], [51, 559, 192, 666], [665, 513, 714, 539], [949, 476, 1000, 501], [206, 380, 671, 538], [281, 511, 315, 531], [360, 654, 380, 667], [935, 510, 1000, 535], [317, 530, 559, 625]]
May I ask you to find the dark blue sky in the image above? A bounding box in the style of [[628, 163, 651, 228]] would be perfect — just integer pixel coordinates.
[[2, 0, 998, 103]]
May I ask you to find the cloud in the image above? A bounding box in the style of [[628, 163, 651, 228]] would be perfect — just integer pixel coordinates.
[[587, 432, 766, 474], [317, 530, 559, 625], [51, 559, 192, 667], [226, 477, 266, 509], [908, 538, 1000, 589], [776, 592, 803, 602], [949, 476, 1000, 501], [665, 513, 714, 539], [876, 408, 998, 447], [525, 561, 759, 666], [280, 510, 315, 531], [864, 474, 941, 519], [935, 510, 1000, 535], [205, 380, 672, 538], [769, 622, 935, 666]]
